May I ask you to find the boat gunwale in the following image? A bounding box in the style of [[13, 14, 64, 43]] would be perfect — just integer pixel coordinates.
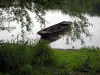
[[38, 21, 72, 35]]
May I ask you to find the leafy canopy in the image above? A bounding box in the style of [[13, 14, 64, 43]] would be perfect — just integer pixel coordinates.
[[0, 0, 100, 43]]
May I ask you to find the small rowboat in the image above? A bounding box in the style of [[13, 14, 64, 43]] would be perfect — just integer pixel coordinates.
[[37, 21, 72, 43], [37, 21, 72, 38]]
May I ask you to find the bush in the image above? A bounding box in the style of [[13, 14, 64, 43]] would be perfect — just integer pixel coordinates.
[[0, 40, 56, 74], [0, 73, 10, 75], [32, 67, 53, 75], [20, 64, 32, 75], [0, 43, 32, 73], [75, 56, 91, 72], [31, 40, 55, 66]]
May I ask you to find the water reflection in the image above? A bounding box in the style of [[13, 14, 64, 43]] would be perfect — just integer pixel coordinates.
[[1, 12, 100, 49], [51, 16, 100, 49]]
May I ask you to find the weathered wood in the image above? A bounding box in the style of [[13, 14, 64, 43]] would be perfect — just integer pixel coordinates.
[[38, 21, 72, 36], [37, 21, 72, 43]]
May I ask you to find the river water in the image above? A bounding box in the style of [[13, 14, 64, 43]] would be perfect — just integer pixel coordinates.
[[0, 11, 100, 49], [50, 14, 100, 49], [37, 12, 100, 49]]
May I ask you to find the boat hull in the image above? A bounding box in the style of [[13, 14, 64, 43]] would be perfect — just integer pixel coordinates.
[[37, 21, 72, 43]]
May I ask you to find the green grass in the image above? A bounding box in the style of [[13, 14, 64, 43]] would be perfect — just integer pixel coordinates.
[[54, 48, 100, 73], [54, 50, 81, 66], [0, 40, 100, 75]]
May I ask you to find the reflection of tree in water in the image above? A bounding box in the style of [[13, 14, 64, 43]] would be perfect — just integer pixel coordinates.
[[0, 0, 100, 43], [69, 15, 92, 44]]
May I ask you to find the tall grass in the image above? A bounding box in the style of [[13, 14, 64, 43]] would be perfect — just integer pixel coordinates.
[[0, 43, 32, 74], [54, 47, 100, 74], [31, 40, 55, 66], [0, 40, 100, 75], [0, 40, 56, 75]]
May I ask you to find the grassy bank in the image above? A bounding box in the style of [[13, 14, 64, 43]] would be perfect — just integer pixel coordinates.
[[0, 40, 100, 75], [54, 48, 100, 73]]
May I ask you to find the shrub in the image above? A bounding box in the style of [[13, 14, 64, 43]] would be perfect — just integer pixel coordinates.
[[0, 73, 10, 75], [31, 40, 55, 66], [0, 43, 31, 73], [76, 56, 91, 72], [20, 64, 32, 75]]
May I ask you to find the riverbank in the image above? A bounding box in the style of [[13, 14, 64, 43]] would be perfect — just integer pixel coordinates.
[[0, 41, 100, 75], [54, 47, 100, 71]]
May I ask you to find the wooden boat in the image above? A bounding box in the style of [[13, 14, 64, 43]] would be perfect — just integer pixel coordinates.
[[38, 21, 72, 43], [37, 21, 72, 38], [37, 21, 72, 43]]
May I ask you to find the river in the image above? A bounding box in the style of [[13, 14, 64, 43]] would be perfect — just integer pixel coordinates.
[[37, 12, 100, 49], [0, 11, 100, 49]]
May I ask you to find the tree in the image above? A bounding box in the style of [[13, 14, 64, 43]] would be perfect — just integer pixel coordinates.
[[0, 0, 100, 43]]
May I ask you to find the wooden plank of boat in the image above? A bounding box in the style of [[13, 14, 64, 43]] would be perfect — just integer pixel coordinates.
[[37, 21, 72, 36]]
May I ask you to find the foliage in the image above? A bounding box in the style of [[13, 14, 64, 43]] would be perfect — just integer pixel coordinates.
[[20, 64, 33, 75], [0, 42, 32, 74], [1, 0, 100, 43], [0, 73, 10, 75], [54, 47, 100, 74], [0, 40, 100, 75], [31, 40, 55, 66], [0, 40, 56, 75]]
